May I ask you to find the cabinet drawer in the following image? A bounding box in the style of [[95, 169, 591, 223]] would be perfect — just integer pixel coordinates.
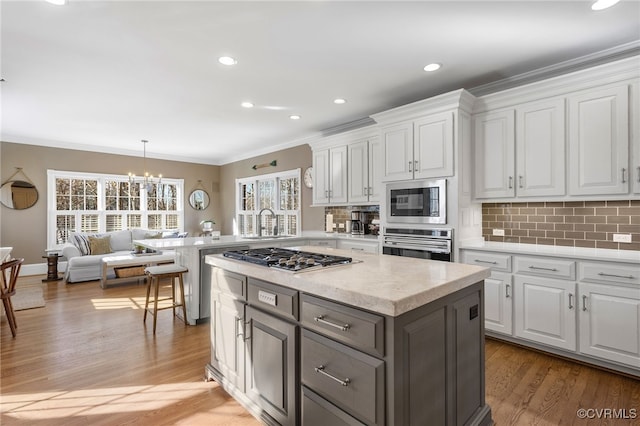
[[301, 330, 385, 426], [580, 262, 640, 286], [248, 278, 299, 321], [307, 239, 338, 248], [212, 269, 246, 300], [301, 294, 384, 357], [336, 240, 379, 254], [515, 256, 575, 280], [302, 386, 365, 426], [463, 251, 511, 272]]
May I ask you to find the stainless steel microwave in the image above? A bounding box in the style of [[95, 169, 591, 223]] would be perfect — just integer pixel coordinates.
[[386, 179, 447, 224]]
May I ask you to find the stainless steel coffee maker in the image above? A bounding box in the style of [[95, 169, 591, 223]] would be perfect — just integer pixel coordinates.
[[350, 210, 366, 235]]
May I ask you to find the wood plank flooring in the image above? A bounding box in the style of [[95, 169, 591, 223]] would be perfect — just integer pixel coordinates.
[[1, 275, 639, 425]]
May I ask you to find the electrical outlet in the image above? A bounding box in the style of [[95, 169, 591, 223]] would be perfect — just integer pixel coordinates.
[[613, 233, 632, 243], [493, 229, 505, 236]]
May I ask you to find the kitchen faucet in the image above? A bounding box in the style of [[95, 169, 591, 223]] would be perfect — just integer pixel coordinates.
[[258, 208, 279, 236]]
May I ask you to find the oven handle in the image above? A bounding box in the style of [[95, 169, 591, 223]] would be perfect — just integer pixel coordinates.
[[382, 242, 451, 254]]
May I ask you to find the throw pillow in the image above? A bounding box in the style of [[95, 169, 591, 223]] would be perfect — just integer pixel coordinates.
[[71, 233, 93, 256], [145, 232, 163, 239], [89, 236, 113, 255]]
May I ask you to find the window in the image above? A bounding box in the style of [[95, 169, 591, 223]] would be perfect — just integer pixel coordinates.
[[236, 169, 300, 237], [47, 170, 183, 249]]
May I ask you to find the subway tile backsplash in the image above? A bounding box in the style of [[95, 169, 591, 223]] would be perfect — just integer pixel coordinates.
[[482, 200, 640, 251]]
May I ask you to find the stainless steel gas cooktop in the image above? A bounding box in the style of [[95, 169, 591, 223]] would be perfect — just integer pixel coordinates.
[[222, 247, 354, 273]]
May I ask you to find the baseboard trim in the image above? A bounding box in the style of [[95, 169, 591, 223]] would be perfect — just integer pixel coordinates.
[[19, 261, 68, 277]]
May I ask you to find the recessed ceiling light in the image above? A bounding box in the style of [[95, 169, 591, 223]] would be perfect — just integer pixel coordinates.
[[334, 98, 347, 104], [45, 0, 67, 4], [423, 63, 441, 72], [289, 115, 301, 120], [218, 56, 237, 66], [591, 0, 620, 10], [241, 102, 254, 108]]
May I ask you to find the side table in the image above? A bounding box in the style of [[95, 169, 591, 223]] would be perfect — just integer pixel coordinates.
[[42, 253, 62, 282]]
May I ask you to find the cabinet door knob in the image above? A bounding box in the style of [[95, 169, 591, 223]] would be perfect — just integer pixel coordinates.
[[622, 168, 627, 183], [519, 175, 524, 189], [637, 166, 640, 183], [508, 176, 513, 189], [408, 161, 413, 172], [505, 284, 511, 298], [582, 295, 588, 312]]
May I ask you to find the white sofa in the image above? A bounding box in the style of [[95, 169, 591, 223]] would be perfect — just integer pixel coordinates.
[[62, 229, 184, 283]]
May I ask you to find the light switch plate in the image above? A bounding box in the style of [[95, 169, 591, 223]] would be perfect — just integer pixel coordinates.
[[493, 229, 505, 236]]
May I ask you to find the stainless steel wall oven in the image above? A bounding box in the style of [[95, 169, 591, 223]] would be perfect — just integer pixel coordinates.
[[382, 227, 453, 262]]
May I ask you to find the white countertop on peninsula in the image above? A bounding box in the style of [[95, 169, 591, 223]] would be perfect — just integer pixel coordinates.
[[205, 246, 490, 317], [134, 232, 380, 250], [459, 240, 640, 264]]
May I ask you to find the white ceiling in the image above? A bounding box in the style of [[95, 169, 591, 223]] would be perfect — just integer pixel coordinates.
[[2, 0, 639, 165]]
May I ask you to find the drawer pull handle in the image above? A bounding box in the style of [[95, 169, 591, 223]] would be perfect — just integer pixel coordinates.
[[314, 315, 350, 331], [505, 284, 511, 298], [474, 259, 497, 265], [528, 265, 558, 272], [314, 365, 350, 387], [598, 272, 635, 279], [582, 295, 588, 312]]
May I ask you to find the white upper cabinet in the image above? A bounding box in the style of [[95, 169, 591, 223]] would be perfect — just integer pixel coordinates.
[[348, 136, 381, 203], [312, 145, 348, 205], [568, 85, 629, 195], [414, 112, 454, 179], [631, 82, 640, 194], [381, 122, 414, 182], [516, 98, 566, 197], [474, 98, 566, 200], [473, 110, 515, 198], [382, 112, 454, 182]]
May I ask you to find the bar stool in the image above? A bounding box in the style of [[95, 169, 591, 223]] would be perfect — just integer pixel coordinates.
[[143, 264, 188, 334]]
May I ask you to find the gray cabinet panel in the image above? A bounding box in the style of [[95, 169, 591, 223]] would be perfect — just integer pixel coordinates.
[[302, 386, 366, 426], [245, 305, 298, 426], [212, 268, 247, 299], [301, 293, 384, 357], [453, 291, 483, 426], [400, 306, 447, 426], [248, 278, 299, 321], [301, 330, 384, 426]]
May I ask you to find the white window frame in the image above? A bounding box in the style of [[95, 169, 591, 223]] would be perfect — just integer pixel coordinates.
[[47, 169, 184, 249], [235, 168, 301, 237]]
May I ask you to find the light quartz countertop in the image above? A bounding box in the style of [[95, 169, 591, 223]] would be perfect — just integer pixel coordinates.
[[205, 246, 490, 317], [460, 241, 640, 264], [134, 232, 380, 250]]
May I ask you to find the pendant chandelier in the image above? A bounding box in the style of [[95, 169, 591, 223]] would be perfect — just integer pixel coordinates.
[[128, 139, 162, 192]]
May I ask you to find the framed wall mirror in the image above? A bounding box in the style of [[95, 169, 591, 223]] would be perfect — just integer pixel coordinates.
[[0, 180, 39, 210], [189, 189, 210, 210]]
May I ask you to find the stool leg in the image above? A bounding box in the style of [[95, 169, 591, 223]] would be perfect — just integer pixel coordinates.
[[171, 276, 176, 318], [153, 276, 160, 334], [178, 272, 187, 326], [144, 274, 152, 323]]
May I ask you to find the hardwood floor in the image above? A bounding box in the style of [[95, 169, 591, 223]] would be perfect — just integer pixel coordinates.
[[1, 275, 638, 425]]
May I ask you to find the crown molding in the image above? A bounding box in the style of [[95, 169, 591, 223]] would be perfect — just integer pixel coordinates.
[[473, 53, 640, 113], [470, 40, 640, 98], [370, 89, 475, 125]]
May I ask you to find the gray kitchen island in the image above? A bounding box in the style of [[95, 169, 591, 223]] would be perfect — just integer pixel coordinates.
[[205, 246, 493, 426]]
